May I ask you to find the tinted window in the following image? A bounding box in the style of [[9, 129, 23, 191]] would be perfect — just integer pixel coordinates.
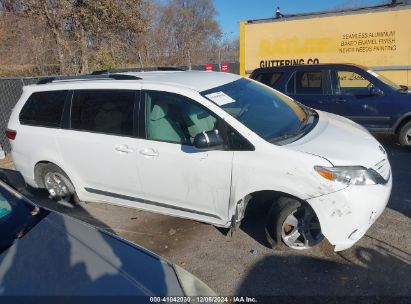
[[286, 71, 324, 95], [333, 71, 374, 96], [145, 91, 218, 145], [19, 91, 68, 127], [254, 72, 282, 87], [71, 90, 135, 136]]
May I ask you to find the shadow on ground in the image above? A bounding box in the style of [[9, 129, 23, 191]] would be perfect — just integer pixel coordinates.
[[236, 240, 411, 296], [0, 167, 116, 235], [375, 135, 411, 219]]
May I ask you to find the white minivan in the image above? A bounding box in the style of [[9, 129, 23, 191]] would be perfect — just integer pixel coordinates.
[[7, 71, 392, 251]]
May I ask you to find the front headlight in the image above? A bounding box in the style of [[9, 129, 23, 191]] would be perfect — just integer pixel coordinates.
[[314, 166, 382, 185]]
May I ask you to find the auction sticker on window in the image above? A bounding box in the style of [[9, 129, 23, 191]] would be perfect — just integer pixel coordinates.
[[205, 92, 236, 106]]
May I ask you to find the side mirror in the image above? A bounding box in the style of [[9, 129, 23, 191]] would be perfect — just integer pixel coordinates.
[[368, 85, 384, 96], [193, 130, 224, 150]]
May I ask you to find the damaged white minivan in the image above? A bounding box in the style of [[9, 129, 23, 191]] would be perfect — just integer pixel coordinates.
[[7, 71, 392, 251]]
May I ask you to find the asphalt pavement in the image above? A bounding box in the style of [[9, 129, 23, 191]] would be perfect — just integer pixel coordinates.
[[1, 135, 410, 297]]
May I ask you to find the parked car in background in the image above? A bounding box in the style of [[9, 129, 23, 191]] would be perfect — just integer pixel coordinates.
[[250, 64, 411, 147], [0, 170, 215, 297], [6, 71, 391, 251]]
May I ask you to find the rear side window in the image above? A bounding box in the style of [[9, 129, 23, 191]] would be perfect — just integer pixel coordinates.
[[286, 71, 325, 95], [254, 72, 282, 87], [19, 91, 68, 127], [71, 90, 135, 136]]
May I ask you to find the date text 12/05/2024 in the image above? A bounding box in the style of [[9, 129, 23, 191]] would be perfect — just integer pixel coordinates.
[[150, 296, 258, 303]]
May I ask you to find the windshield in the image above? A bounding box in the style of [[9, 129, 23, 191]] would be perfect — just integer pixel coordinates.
[[367, 70, 402, 90], [201, 78, 316, 144], [0, 183, 46, 254]]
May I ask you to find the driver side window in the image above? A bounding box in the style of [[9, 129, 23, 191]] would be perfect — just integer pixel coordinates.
[[145, 91, 218, 145], [333, 71, 380, 96]]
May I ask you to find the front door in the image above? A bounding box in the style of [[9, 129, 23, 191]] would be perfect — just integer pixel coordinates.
[[328, 69, 392, 129], [137, 90, 233, 223]]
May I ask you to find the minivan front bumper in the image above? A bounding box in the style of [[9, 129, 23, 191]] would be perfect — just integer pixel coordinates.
[[307, 172, 392, 251]]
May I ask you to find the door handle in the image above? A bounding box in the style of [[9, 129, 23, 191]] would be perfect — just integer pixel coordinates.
[[115, 145, 133, 154], [139, 148, 159, 157], [334, 98, 347, 103]]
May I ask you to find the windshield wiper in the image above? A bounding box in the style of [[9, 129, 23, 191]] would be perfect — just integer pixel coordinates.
[[298, 109, 315, 131], [269, 132, 301, 144], [270, 109, 317, 144]]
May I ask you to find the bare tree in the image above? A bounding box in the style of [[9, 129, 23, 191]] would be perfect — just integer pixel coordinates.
[[0, 0, 227, 76], [3, 0, 148, 74], [153, 0, 221, 67]]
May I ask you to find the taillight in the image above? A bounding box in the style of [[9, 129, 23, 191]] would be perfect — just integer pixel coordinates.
[[6, 129, 16, 140]]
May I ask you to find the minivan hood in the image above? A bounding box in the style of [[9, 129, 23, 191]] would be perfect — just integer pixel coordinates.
[[287, 111, 387, 168]]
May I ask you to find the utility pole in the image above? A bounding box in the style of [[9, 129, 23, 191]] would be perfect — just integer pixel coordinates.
[[219, 32, 233, 71], [187, 49, 192, 71], [138, 50, 144, 70]]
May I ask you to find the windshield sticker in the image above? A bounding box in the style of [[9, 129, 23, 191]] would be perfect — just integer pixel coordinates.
[[205, 92, 236, 106], [367, 70, 380, 78]]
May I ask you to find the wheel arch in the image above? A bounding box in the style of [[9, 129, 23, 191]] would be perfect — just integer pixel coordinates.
[[34, 160, 75, 189], [394, 112, 411, 134], [34, 161, 51, 188], [234, 189, 316, 225]]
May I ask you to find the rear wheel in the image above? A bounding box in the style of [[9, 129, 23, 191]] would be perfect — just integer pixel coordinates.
[[398, 121, 411, 147], [265, 197, 324, 250], [41, 164, 79, 204]]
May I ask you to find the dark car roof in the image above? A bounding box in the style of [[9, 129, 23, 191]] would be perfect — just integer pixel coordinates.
[[0, 177, 184, 296], [252, 63, 369, 74]]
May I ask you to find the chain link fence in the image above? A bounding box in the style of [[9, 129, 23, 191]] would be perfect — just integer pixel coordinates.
[[0, 62, 240, 153], [0, 77, 47, 153]]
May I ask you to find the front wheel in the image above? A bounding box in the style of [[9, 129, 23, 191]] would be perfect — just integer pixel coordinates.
[[265, 197, 324, 250], [398, 121, 411, 147], [41, 164, 79, 204]]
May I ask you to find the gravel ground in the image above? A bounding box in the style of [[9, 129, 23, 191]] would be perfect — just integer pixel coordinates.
[[1, 135, 410, 297]]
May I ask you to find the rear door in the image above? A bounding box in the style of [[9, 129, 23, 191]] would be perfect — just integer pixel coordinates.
[[57, 89, 145, 201], [328, 68, 392, 129], [285, 70, 331, 111]]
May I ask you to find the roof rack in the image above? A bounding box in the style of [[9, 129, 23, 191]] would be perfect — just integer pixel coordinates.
[[90, 70, 109, 75], [36, 74, 141, 85], [36, 77, 57, 85], [156, 67, 185, 71], [103, 66, 186, 73]]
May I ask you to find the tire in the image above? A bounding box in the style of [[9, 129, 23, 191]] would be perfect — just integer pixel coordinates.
[[41, 164, 80, 204], [265, 197, 324, 250], [398, 121, 411, 147]]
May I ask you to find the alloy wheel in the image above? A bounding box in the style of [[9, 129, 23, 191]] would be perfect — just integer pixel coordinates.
[[281, 206, 324, 249], [44, 172, 73, 202]]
